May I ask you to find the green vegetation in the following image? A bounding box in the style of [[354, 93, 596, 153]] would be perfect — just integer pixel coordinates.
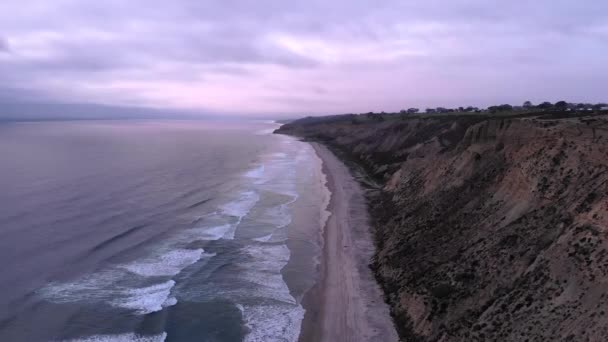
[[415, 100, 607, 115], [289, 101, 608, 128]]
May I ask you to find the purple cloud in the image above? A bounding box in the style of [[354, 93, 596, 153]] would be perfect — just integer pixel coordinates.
[[0, 0, 607, 116], [0, 37, 8, 52]]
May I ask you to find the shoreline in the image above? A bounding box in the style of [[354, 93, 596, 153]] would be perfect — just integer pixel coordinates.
[[298, 142, 398, 342]]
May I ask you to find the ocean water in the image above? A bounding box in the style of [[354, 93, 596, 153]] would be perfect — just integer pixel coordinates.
[[0, 120, 328, 342]]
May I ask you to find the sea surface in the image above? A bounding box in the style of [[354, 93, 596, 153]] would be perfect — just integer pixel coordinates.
[[0, 120, 329, 342]]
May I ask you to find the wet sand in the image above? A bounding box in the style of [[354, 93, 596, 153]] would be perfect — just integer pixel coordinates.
[[298, 142, 398, 342]]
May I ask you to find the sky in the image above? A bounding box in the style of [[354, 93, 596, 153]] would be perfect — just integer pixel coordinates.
[[0, 0, 607, 117]]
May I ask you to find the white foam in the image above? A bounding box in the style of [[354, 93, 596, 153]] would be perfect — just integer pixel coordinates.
[[40, 269, 181, 315], [244, 164, 265, 180], [162, 296, 178, 307], [233, 244, 306, 342], [117, 280, 175, 314], [237, 244, 296, 304], [122, 248, 207, 277], [259, 204, 293, 229], [242, 303, 305, 342], [252, 233, 273, 243], [38, 270, 118, 303], [187, 224, 233, 241], [220, 191, 260, 239], [59, 332, 167, 342], [221, 191, 259, 218]]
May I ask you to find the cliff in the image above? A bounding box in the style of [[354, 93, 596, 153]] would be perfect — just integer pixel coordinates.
[[275, 112, 608, 341]]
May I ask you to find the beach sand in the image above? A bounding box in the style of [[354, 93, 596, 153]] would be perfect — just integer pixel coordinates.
[[298, 142, 399, 342]]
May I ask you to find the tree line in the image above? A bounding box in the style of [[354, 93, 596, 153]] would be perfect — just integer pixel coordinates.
[[346, 101, 607, 124], [408, 101, 607, 115]]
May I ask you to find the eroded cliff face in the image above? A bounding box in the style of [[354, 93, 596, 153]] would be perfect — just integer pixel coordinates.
[[276, 113, 608, 341]]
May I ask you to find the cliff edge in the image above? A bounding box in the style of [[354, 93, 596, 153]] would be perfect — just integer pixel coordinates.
[[276, 112, 608, 341]]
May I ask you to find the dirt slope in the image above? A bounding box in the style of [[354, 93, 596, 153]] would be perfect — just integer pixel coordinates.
[[276, 112, 608, 341]]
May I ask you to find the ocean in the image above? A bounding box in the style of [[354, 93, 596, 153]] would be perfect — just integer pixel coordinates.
[[0, 120, 329, 342]]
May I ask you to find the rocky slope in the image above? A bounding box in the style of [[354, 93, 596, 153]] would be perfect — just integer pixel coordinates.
[[276, 112, 608, 341]]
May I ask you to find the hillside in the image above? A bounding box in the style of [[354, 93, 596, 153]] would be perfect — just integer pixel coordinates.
[[275, 112, 608, 341]]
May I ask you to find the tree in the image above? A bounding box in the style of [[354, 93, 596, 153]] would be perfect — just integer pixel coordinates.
[[523, 101, 533, 109], [488, 104, 512, 113], [407, 108, 420, 114], [498, 104, 513, 111], [426, 108, 437, 114], [538, 102, 553, 110], [554, 101, 568, 111], [366, 112, 379, 121]]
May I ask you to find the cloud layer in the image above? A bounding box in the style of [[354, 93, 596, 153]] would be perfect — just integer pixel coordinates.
[[1, 0, 607, 116]]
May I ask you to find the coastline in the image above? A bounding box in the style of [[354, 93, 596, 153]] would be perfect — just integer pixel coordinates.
[[298, 142, 398, 342]]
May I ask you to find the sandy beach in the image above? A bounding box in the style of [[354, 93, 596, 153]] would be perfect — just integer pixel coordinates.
[[298, 142, 398, 342]]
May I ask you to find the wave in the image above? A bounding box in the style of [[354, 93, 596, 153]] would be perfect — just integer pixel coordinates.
[[238, 243, 305, 342], [116, 280, 176, 314], [238, 244, 294, 301], [220, 191, 260, 239], [241, 303, 304, 342], [244, 164, 264, 180], [185, 223, 233, 241], [59, 332, 167, 342], [40, 274, 177, 315], [221, 191, 259, 218], [90, 224, 148, 252], [121, 248, 213, 277], [37, 127, 314, 342], [40, 248, 216, 315], [252, 234, 273, 243], [186, 198, 211, 209]]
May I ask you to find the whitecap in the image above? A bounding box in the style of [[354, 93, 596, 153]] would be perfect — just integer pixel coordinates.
[[236, 244, 296, 304], [59, 332, 167, 342], [116, 280, 175, 314], [122, 248, 207, 277], [38, 270, 119, 303], [252, 233, 273, 243], [162, 296, 178, 307], [186, 224, 233, 241], [220, 191, 260, 239], [242, 303, 305, 342], [221, 191, 259, 219], [41, 276, 178, 315]]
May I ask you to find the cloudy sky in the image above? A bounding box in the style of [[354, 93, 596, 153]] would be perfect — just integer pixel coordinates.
[[0, 0, 607, 117]]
